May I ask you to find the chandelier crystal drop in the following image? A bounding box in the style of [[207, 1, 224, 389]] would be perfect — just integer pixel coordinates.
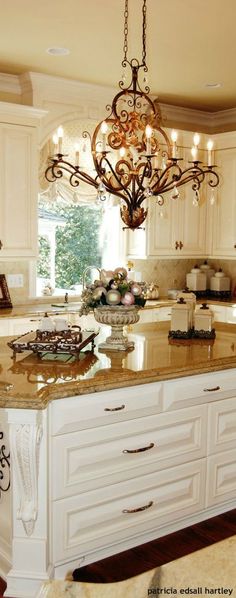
[[45, 0, 220, 231]]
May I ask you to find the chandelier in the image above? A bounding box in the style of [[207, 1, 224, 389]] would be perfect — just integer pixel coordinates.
[[45, 0, 219, 231]]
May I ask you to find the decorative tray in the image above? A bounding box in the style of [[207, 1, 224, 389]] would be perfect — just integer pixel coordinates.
[[8, 327, 99, 359]]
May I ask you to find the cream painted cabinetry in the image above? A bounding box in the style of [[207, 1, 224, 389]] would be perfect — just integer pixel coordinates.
[[48, 370, 236, 577], [0, 103, 44, 259], [5, 369, 236, 595], [127, 140, 207, 258], [211, 134, 236, 257]]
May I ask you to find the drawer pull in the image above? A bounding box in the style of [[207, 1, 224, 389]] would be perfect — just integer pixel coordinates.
[[123, 442, 155, 454], [122, 500, 153, 514], [104, 404, 125, 412], [203, 385, 220, 392]]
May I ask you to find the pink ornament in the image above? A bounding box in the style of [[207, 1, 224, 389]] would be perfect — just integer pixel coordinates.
[[106, 289, 121, 305], [121, 291, 135, 305], [131, 283, 142, 296]]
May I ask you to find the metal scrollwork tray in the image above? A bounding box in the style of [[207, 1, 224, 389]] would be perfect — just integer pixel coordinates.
[[8, 327, 99, 359]]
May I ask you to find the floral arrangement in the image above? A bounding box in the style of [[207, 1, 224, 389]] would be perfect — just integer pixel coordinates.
[[79, 267, 146, 315]]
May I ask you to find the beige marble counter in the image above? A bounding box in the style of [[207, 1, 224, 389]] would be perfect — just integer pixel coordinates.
[[37, 534, 236, 597], [1, 321, 236, 409], [0, 296, 235, 318]]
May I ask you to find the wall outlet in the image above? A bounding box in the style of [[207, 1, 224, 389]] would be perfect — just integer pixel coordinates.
[[7, 274, 24, 288]]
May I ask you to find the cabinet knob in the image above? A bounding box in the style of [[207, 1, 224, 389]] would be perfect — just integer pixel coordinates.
[[179, 241, 183, 250], [175, 241, 179, 250], [234, 244, 236, 249], [0, 240, 2, 250]]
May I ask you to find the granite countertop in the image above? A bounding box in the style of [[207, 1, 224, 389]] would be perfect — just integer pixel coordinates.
[[0, 296, 236, 319], [1, 321, 236, 410]]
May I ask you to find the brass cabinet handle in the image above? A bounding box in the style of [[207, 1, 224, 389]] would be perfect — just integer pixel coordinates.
[[179, 241, 183, 250], [203, 385, 220, 392], [30, 319, 41, 322], [0, 240, 2, 250], [123, 442, 155, 454], [175, 241, 179, 250], [104, 404, 125, 411], [122, 500, 154, 514]]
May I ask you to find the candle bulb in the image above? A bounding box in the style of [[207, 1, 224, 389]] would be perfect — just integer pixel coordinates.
[[191, 146, 198, 161], [74, 142, 80, 167], [193, 132, 200, 161], [207, 139, 213, 166], [153, 152, 159, 169], [145, 124, 152, 155], [101, 121, 108, 152], [52, 133, 58, 155], [171, 130, 178, 158], [57, 126, 64, 154], [119, 147, 126, 158]]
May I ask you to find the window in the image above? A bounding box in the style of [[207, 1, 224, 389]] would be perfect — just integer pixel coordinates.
[[37, 119, 125, 298], [37, 197, 124, 297]]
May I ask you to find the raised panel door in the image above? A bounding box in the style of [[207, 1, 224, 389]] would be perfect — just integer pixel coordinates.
[[211, 148, 236, 257], [0, 123, 38, 257]]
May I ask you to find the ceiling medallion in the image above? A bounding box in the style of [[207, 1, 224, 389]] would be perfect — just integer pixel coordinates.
[[45, 0, 219, 230]]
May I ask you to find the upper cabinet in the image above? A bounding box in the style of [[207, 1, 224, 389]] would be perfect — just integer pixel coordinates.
[[210, 133, 236, 258], [126, 135, 208, 259], [0, 103, 45, 259]]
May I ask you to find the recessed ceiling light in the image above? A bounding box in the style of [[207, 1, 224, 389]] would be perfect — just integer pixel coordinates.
[[46, 47, 70, 56], [205, 82, 222, 89]]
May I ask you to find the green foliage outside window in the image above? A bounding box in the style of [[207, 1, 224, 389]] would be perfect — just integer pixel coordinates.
[[38, 201, 102, 289], [38, 235, 51, 279]]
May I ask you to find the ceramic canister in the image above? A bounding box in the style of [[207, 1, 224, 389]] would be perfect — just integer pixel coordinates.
[[170, 298, 192, 333]]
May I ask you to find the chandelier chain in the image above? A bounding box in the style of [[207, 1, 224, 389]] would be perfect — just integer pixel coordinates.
[[123, 0, 129, 62], [123, 0, 147, 66], [142, 0, 147, 67]]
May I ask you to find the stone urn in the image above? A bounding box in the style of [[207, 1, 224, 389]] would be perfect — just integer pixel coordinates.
[[94, 305, 140, 351]]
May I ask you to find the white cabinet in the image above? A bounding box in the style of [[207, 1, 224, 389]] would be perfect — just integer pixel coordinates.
[[0, 103, 44, 259], [211, 138, 236, 257]]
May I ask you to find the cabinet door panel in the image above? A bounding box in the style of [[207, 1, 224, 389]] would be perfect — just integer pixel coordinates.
[[206, 450, 236, 506], [51, 404, 207, 498], [0, 123, 37, 257], [52, 459, 206, 562], [212, 148, 236, 257], [147, 198, 179, 256]]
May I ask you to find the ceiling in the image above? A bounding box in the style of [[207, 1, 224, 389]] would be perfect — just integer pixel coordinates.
[[1, 0, 236, 112]]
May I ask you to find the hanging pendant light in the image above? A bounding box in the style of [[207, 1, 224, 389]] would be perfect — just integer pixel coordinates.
[[45, 0, 219, 231]]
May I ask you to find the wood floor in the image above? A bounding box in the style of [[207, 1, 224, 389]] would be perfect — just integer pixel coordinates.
[[1, 509, 236, 596]]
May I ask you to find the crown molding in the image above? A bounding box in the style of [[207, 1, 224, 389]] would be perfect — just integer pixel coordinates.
[[0, 72, 21, 95], [1, 71, 236, 134], [157, 101, 236, 134]]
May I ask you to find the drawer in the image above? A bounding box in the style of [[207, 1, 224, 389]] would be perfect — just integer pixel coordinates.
[[51, 404, 207, 498], [52, 458, 206, 562], [50, 382, 162, 435], [208, 397, 236, 454], [163, 370, 236, 411], [206, 449, 236, 507]]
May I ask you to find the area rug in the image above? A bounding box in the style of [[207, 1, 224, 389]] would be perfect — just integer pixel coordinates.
[[36, 535, 236, 597]]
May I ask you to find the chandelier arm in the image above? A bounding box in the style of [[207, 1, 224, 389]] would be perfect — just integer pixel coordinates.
[[45, 158, 98, 189], [98, 155, 133, 206]]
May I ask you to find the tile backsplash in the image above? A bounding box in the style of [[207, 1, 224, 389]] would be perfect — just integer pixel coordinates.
[[132, 259, 236, 297], [2, 258, 236, 306]]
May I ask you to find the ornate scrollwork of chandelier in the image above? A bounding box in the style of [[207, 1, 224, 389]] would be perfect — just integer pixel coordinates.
[[45, 0, 219, 231]]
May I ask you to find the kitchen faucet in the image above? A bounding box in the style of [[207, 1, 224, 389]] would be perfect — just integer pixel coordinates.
[[82, 266, 101, 290]]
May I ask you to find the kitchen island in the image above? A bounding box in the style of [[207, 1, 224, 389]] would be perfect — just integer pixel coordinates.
[[1, 321, 236, 597]]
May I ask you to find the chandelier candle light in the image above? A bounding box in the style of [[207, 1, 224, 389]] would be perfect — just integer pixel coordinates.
[[45, 0, 220, 230]]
